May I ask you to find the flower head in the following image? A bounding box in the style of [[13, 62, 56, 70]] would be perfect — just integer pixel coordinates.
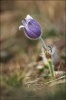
[[19, 15, 42, 39]]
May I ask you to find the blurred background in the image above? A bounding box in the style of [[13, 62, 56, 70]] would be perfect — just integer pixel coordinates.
[[0, 0, 66, 100]]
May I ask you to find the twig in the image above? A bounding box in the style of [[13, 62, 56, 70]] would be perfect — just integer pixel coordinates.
[[24, 77, 40, 85], [24, 75, 66, 86], [43, 75, 66, 85]]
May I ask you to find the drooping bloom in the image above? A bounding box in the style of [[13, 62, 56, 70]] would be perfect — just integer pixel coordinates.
[[19, 15, 50, 51], [19, 15, 42, 39]]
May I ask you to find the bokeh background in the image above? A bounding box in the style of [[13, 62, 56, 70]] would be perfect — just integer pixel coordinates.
[[0, 0, 66, 100]]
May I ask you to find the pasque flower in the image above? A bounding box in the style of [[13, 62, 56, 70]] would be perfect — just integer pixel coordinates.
[[19, 15, 54, 78], [19, 15, 51, 52], [19, 15, 42, 39]]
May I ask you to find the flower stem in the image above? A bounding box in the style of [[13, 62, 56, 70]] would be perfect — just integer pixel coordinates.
[[40, 37, 54, 79], [39, 37, 48, 51], [48, 59, 55, 79]]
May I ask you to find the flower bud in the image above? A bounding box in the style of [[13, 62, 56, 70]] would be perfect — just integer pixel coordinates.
[[19, 15, 42, 39]]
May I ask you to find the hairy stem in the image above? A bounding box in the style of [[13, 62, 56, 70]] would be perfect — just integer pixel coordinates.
[[48, 59, 55, 79], [39, 37, 49, 51]]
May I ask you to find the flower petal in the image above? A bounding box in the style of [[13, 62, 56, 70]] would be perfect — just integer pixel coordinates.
[[25, 15, 33, 20], [19, 25, 24, 30], [22, 20, 27, 27], [24, 28, 38, 39], [25, 17, 41, 30], [29, 19, 41, 30], [28, 22, 41, 37]]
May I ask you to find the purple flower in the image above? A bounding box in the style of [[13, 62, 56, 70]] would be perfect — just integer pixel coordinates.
[[19, 15, 42, 39]]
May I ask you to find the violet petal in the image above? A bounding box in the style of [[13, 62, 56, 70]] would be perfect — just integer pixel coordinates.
[[28, 22, 41, 37], [24, 28, 38, 39], [26, 19, 41, 31]]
